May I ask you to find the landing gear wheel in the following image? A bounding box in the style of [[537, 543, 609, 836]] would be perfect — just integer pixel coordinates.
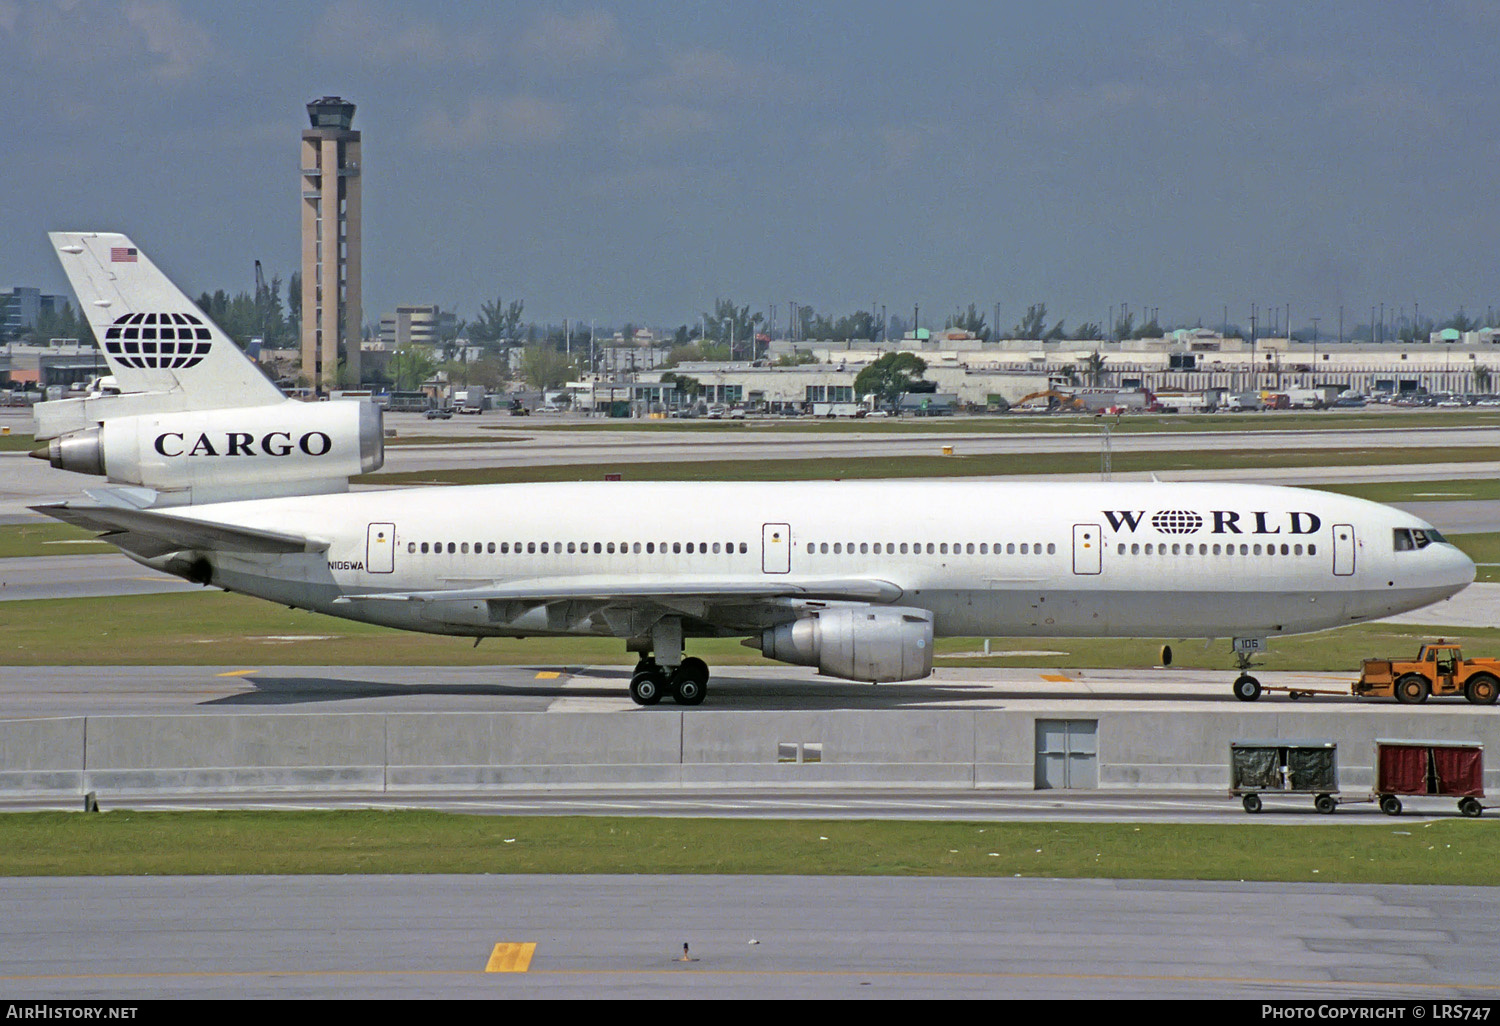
[[1315, 794, 1337, 815], [1465, 674, 1499, 705], [671, 675, 708, 706], [669, 657, 710, 706], [1233, 674, 1262, 702], [1379, 794, 1403, 816], [629, 669, 667, 706], [1460, 797, 1483, 818], [1394, 674, 1430, 705], [1242, 794, 1262, 814]]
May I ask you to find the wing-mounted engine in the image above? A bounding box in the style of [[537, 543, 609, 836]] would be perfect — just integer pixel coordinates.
[[32, 399, 384, 504], [757, 605, 934, 682]]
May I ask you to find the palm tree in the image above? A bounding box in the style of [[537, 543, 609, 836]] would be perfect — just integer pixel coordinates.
[[1084, 351, 1108, 387]]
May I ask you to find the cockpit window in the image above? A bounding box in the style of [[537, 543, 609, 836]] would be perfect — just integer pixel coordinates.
[[1394, 528, 1445, 551]]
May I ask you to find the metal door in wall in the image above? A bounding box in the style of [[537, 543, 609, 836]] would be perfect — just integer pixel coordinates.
[[1035, 719, 1098, 789], [366, 522, 395, 574], [1072, 524, 1102, 575], [1332, 523, 1356, 576], [762, 523, 791, 574]]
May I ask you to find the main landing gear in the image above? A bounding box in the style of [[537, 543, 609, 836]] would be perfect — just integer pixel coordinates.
[[629, 656, 710, 707]]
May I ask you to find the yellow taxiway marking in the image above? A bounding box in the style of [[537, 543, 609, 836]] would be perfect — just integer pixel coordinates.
[[535, 671, 561, 679], [486, 943, 536, 973], [1040, 673, 1072, 682], [214, 670, 259, 678]]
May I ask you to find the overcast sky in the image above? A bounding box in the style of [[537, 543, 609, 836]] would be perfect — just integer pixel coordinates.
[[4, 1, 1499, 334]]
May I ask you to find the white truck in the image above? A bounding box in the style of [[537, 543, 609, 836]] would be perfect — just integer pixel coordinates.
[[457, 387, 488, 414], [811, 401, 867, 418]]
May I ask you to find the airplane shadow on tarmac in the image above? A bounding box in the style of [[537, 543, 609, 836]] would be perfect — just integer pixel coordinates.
[[198, 666, 1301, 708]]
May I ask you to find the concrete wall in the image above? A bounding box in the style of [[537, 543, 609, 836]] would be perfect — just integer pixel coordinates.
[[1, 709, 1497, 796]]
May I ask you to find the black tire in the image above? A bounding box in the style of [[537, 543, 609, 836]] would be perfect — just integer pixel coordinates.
[[1394, 674, 1430, 704], [677, 656, 710, 686], [629, 670, 665, 706], [1380, 794, 1403, 816], [1315, 794, 1337, 815], [1465, 674, 1499, 705], [1242, 794, 1262, 814], [1460, 797, 1483, 818], [1233, 674, 1262, 702], [671, 675, 707, 706]]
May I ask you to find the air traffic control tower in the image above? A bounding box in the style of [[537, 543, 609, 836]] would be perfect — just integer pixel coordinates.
[[300, 96, 362, 393]]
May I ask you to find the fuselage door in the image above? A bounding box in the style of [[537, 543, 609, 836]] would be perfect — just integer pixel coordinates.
[[1332, 523, 1356, 576], [367, 522, 396, 574], [1072, 523, 1102, 575], [762, 523, 791, 574]]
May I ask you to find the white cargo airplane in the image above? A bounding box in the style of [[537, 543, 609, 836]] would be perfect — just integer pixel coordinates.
[[31, 233, 1479, 705]]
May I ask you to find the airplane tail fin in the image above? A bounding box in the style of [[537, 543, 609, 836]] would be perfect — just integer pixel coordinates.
[[49, 232, 284, 407]]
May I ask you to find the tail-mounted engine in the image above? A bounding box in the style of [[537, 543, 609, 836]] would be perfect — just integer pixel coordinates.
[[33, 400, 384, 504]]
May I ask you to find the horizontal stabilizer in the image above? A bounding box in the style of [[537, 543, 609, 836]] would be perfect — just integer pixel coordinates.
[[31, 502, 327, 555]]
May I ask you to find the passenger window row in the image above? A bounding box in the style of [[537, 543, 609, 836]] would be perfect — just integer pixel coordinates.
[[407, 540, 751, 556], [804, 541, 1057, 556], [1117, 541, 1318, 556]]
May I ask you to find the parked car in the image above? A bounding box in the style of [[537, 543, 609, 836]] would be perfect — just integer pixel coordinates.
[[424, 407, 453, 420]]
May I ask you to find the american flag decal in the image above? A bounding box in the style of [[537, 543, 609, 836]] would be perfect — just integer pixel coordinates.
[[111, 247, 137, 262]]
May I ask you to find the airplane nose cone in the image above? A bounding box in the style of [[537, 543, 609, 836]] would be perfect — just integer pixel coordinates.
[[1453, 546, 1478, 588]]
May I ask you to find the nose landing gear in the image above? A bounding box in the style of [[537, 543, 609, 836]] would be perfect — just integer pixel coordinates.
[[1231, 638, 1264, 701]]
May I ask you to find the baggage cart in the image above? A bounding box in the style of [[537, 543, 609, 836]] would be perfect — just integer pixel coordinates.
[[1230, 739, 1340, 814], [1373, 739, 1486, 817]]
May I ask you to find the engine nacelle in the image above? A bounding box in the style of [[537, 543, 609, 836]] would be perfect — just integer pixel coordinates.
[[36, 400, 383, 503], [759, 606, 934, 683]]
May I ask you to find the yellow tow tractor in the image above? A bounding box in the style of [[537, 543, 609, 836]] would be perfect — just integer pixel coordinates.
[[1353, 641, 1500, 705]]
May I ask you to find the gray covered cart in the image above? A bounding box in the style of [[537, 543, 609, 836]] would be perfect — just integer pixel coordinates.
[[1230, 739, 1340, 814]]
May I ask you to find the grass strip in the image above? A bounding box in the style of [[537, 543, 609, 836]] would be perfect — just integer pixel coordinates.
[[0, 522, 116, 557], [1316, 479, 1500, 503], [359, 446, 1500, 486], [2, 812, 1496, 884]]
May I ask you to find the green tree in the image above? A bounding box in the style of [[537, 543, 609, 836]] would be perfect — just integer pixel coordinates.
[[388, 345, 437, 392], [25, 301, 87, 344], [1071, 322, 1103, 341], [1012, 303, 1058, 341], [659, 371, 702, 398], [1474, 365, 1493, 392], [520, 344, 576, 390], [470, 296, 525, 345], [854, 351, 928, 410], [702, 298, 763, 354], [1082, 351, 1108, 387], [1132, 317, 1162, 340], [287, 272, 302, 342]]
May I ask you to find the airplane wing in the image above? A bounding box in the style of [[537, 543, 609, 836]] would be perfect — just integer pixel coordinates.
[[31, 502, 328, 556], [335, 577, 903, 605], [335, 577, 906, 635]]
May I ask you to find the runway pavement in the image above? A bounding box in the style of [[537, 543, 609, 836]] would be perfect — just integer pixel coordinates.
[[2, 874, 1495, 999], [0, 660, 1490, 718]]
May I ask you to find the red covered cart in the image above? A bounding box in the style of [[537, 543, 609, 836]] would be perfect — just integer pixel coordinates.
[[1374, 739, 1485, 818]]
